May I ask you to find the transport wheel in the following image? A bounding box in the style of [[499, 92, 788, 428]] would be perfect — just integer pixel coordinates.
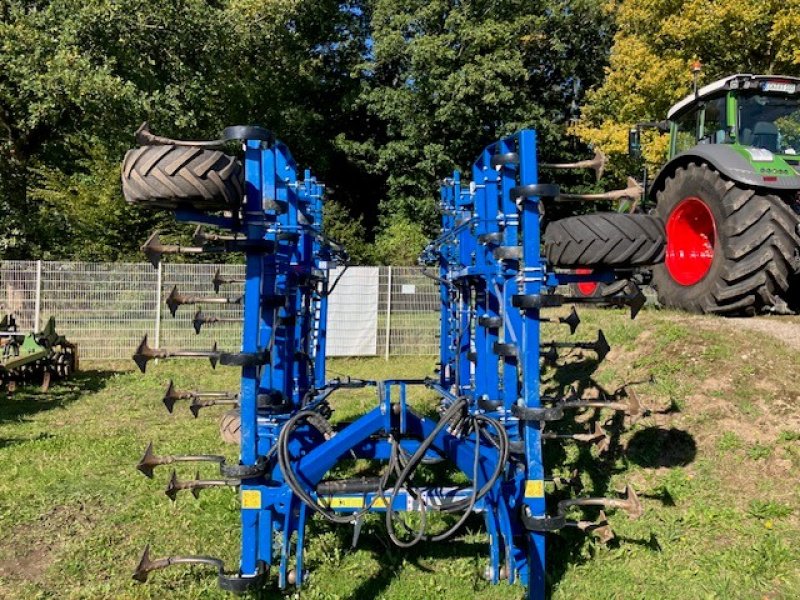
[[651, 163, 800, 315], [570, 268, 606, 298], [220, 409, 241, 445], [121, 144, 244, 211], [544, 213, 665, 268]]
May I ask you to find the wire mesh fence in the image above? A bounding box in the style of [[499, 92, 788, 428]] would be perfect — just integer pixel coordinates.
[[0, 261, 440, 360]]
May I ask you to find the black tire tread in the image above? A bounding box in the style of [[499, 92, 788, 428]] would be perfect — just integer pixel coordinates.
[[544, 213, 665, 268], [121, 145, 244, 210], [653, 163, 800, 315], [219, 409, 241, 445]]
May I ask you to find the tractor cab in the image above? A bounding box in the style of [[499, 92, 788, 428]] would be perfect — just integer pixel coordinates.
[[665, 74, 800, 177]]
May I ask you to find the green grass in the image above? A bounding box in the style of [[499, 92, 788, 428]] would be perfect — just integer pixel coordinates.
[[0, 308, 799, 599]]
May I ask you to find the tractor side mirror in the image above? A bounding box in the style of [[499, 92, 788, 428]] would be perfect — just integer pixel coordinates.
[[628, 127, 642, 159]]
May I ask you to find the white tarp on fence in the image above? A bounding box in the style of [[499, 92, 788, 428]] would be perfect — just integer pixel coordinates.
[[326, 267, 379, 356]]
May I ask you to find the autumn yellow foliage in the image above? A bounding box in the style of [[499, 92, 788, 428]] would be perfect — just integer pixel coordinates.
[[575, 0, 800, 168]]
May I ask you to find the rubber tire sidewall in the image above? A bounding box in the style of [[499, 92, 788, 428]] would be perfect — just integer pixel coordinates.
[[651, 166, 727, 310]]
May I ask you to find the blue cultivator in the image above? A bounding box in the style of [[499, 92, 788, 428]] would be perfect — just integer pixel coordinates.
[[123, 125, 663, 598]]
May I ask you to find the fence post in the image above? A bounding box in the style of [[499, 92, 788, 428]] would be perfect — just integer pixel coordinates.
[[154, 261, 163, 349], [33, 260, 42, 331], [384, 266, 392, 360]]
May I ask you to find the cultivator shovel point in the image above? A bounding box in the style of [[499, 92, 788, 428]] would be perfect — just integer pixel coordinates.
[[132, 335, 219, 373], [166, 286, 242, 317], [164, 470, 239, 502], [541, 149, 608, 182], [192, 309, 241, 334], [193, 226, 241, 245], [211, 268, 244, 293]]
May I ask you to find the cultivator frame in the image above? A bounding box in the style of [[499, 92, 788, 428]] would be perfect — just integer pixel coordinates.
[[129, 127, 652, 598]]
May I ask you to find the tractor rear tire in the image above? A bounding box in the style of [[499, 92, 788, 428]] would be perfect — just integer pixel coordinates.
[[651, 163, 800, 315], [121, 145, 244, 211], [544, 213, 665, 268], [220, 409, 241, 445]]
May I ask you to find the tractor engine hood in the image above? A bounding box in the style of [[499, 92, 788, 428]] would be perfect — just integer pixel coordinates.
[[650, 144, 800, 199]]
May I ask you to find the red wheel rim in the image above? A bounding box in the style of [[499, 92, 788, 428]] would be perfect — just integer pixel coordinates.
[[665, 197, 716, 286], [575, 268, 598, 296]]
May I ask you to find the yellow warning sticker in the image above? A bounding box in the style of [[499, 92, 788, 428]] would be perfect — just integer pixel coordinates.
[[241, 490, 261, 509], [323, 496, 365, 509], [524, 480, 545, 498], [372, 496, 388, 509]]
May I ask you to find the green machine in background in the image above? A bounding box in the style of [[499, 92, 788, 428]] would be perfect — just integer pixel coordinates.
[[0, 315, 77, 392]]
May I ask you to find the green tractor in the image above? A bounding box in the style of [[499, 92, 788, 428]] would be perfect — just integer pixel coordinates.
[[634, 74, 800, 315]]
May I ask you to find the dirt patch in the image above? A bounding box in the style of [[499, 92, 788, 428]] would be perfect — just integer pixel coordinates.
[[725, 316, 800, 351], [0, 501, 98, 586]]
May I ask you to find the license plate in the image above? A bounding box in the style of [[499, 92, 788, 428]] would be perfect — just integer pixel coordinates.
[[762, 81, 797, 94]]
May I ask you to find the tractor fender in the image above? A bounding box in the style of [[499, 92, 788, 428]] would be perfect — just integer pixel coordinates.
[[649, 145, 800, 200]]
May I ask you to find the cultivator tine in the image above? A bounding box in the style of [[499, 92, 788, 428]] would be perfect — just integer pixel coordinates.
[[541, 150, 607, 182], [557, 177, 643, 203], [132, 335, 219, 373], [136, 442, 225, 478], [189, 397, 239, 418], [166, 286, 242, 317], [141, 231, 210, 268], [161, 380, 238, 414], [551, 469, 584, 494], [540, 307, 581, 334], [192, 225, 241, 245], [559, 389, 643, 417], [568, 510, 615, 544], [544, 422, 610, 452], [164, 470, 239, 501], [212, 268, 245, 293], [568, 281, 646, 319], [542, 330, 610, 363], [132, 544, 225, 583], [558, 484, 643, 519], [192, 309, 241, 334]]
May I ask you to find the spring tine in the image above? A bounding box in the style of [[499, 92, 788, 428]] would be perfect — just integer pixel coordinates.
[[192, 309, 241, 335], [164, 470, 239, 501], [141, 231, 206, 268], [132, 336, 219, 373], [166, 286, 242, 317], [558, 485, 642, 519], [568, 510, 615, 544], [162, 380, 191, 413], [132, 544, 225, 583], [189, 398, 239, 418], [544, 422, 609, 451], [136, 443, 225, 478], [212, 268, 244, 293], [193, 225, 240, 245], [541, 150, 607, 182], [542, 330, 610, 362]]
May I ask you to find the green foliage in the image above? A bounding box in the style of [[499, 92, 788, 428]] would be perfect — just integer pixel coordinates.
[[576, 0, 800, 167], [372, 218, 428, 265], [339, 0, 614, 240]]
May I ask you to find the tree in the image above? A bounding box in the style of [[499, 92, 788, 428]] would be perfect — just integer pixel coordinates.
[[339, 0, 614, 249], [574, 0, 800, 166]]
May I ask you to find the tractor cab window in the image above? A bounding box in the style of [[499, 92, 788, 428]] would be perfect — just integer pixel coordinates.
[[700, 96, 727, 144], [738, 93, 800, 154], [672, 109, 699, 154]]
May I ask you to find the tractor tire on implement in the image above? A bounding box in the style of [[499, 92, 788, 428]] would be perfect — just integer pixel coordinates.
[[651, 163, 800, 315], [543, 213, 665, 268], [121, 144, 244, 211]]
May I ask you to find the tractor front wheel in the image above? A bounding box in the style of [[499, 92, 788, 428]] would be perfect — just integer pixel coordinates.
[[652, 163, 800, 315]]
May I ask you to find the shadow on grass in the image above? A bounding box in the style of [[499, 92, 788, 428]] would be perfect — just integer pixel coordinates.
[[626, 427, 696, 468], [0, 368, 115, 428]]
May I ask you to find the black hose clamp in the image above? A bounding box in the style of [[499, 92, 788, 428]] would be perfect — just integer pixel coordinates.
[[511, 404, 564, 421]]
